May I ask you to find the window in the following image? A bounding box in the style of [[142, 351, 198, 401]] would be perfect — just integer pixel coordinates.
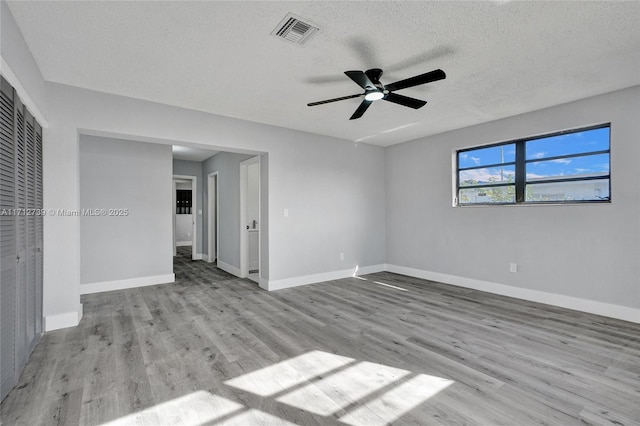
[[455, 124, 610, 205]]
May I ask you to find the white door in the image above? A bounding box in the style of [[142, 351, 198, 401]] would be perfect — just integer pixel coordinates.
[[240, 156, 260, 281]]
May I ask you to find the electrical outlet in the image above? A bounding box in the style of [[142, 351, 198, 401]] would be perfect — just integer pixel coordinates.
[[340, 252, 344, 261], [283, 208, 289, 217], [509, 263, 518, 273]]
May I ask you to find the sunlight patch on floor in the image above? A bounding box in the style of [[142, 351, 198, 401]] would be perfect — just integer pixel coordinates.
[[226, 350, 454, 425], [276, 361, 410, 416], [339, 373, 454, 425], [218, 409, 299, 425], [101, 351, 453, 425], [373, 281, 408, 291], [224, 350, 354, 396], [101, 391, 243, 425], [353, 275, 410, 292]]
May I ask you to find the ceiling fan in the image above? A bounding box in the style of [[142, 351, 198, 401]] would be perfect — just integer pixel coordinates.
[[307, 68, 446, 120]]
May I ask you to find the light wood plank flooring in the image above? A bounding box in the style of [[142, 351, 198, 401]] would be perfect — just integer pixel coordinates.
[[2, 251, 639, 425]]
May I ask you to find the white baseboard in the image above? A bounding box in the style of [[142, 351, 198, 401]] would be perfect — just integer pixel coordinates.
[[266, 264, 386, 291], [45, 305, 83, 331], [385, 264, 640, 324], [217, 260, 241, 277], [193, 253, 203, 260], [176, 241, 192, 247], [80, 273, 175, 295]]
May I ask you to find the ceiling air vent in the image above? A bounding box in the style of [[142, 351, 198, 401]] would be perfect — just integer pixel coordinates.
[[271, 13, 319, 46]]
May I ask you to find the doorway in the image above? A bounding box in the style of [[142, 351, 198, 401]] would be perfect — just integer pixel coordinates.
[[207, 172, 219, 263], [172, 175, 197, 260], [240, 156, 260, 282]]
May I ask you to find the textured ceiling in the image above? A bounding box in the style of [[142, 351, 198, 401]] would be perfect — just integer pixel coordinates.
[[6, 1, 640, 147]]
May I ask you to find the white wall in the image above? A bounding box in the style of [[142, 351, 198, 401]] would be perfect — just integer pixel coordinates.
[[386, 86, 640, 319], [42, 82, 386, 327], [79, 135, 174, 293]]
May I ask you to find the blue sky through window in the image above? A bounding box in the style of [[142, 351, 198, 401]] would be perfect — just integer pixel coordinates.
[[458, 144, 515, 169], [525, 127, 609, 160], [458, 127, 609, 184], [527, 153, 609, 181]]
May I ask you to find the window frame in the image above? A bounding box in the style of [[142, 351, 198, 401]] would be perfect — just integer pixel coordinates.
[[455, 123, 611, 206]]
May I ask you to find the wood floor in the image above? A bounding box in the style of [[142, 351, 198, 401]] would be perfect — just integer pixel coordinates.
[[1, 250, 639, 425]]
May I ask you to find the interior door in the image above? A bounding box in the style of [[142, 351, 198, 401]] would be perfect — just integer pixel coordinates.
[[0, 77, 44, 402], [0, 77, 17, 400], [14, 95, 28, 377]]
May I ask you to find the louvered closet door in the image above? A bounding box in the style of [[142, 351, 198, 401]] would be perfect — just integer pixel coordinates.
[[0, 76, 43, 403], [0, 76, 17, 400], [34, 123, 43, 336], [13, 95, 28, 376], [24, 111, 37, 353]]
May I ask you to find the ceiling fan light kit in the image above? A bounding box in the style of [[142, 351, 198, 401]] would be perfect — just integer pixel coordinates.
[[307, 68, 446, 120], [364, 91, 384, 101]]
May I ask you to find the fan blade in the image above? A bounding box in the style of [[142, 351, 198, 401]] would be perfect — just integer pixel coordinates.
[[344, 71, 376, 90], [385, 69, 446, 92], [365, 68, 383, 84], [307, 93, 362, 107], [350, 100, 373, 120], [383, 92, 427, 109]]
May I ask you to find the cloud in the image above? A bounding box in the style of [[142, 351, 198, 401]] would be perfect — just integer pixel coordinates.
[[526, 173, 548, 180], [593, 163, 610, 171], [530, 152, 546, 159], [550, 158, 571, 165], [471, 156, 480, 165]]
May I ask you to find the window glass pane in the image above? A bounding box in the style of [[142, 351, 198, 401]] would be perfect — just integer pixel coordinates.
[[458, 144, 515, 169], [525, 127, 609, 160], [526, 153, 609, 182], [459, 185, 515, 204], [459, 165, 515, 187], [526, 179, 609, 202]]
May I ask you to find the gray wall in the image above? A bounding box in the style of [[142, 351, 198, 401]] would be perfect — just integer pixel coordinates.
[[271, 140, 386, 279], [173, 159, 204, 255], [202, 152, 254, 269], [386, 86, 640, 309], [80, 135, 173, 285]]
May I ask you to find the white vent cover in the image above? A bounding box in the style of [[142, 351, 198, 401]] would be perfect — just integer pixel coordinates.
[[271, 13, 319, 46]]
